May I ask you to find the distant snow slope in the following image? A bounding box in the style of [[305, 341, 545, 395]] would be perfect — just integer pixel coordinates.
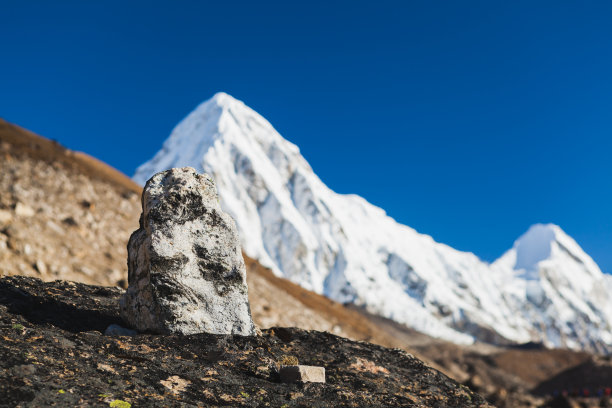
[[135, 93, 612, 351], [493, 224, 612, 352]]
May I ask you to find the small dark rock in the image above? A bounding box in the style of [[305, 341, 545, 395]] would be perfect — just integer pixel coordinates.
[[104, 324, 138, 336], [62, 216, 78, 226]]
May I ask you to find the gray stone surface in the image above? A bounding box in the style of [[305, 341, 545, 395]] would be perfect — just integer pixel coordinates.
[[104, 324, 138, 336], [120, 167, 256, 336], [279, 365, 326, 383]]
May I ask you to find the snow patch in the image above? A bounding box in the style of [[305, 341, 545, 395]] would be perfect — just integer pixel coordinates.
[[514, 224, 557, 275]]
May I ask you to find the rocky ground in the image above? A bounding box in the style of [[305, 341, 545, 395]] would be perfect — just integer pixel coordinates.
[[0, 275, 491, 407]]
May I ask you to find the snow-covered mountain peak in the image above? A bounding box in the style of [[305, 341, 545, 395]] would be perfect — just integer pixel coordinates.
[[490, 223, 612, 352], [134, 93, 612, 352], [513, 223, 562, 272], [135, 92, 294, 185], [210, 91, 238, 107], [192, 91, 244, 115], [497, 223, 603, 280]]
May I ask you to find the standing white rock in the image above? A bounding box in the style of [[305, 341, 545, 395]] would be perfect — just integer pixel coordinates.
[[120, 167, 256, 336]]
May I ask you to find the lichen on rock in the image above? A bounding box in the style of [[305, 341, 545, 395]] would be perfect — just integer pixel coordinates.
[[120, 167, 256, 335]]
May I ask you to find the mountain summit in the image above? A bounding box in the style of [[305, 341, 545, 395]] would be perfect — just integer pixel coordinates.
[[135, 93, 612, 352], [513, 224, 562, 274], [493, 224, 612, 352]]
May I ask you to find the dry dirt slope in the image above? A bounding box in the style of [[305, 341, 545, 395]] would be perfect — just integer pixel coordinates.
[[1, 118, 605, 407]]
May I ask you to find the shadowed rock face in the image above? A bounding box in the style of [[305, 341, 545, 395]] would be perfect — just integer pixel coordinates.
[[120, 167, 256, 336]]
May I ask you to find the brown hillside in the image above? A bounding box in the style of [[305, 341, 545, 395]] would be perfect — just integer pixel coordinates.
[[0, 119, 141, 195]]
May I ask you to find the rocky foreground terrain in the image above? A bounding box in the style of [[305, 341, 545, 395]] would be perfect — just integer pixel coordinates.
[[1, 118, 612, 407], [0, 275, 490, 407]]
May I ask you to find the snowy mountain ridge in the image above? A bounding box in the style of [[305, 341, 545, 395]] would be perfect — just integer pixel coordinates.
[[134, 92, 612, 352]]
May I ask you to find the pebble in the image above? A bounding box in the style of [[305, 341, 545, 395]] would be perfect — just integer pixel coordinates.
[[279, 365, 326, 384]]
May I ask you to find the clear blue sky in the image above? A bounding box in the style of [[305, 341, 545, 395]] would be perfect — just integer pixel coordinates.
[[2, 1, 611, 272]]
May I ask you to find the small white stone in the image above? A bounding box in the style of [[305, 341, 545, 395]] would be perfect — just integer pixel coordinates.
[[45, 220, 65, 235], [0, 209, 12, 225], [15, 203, 35, 217], [279, 365, 326, 383], [35, 260, 47, 275]]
